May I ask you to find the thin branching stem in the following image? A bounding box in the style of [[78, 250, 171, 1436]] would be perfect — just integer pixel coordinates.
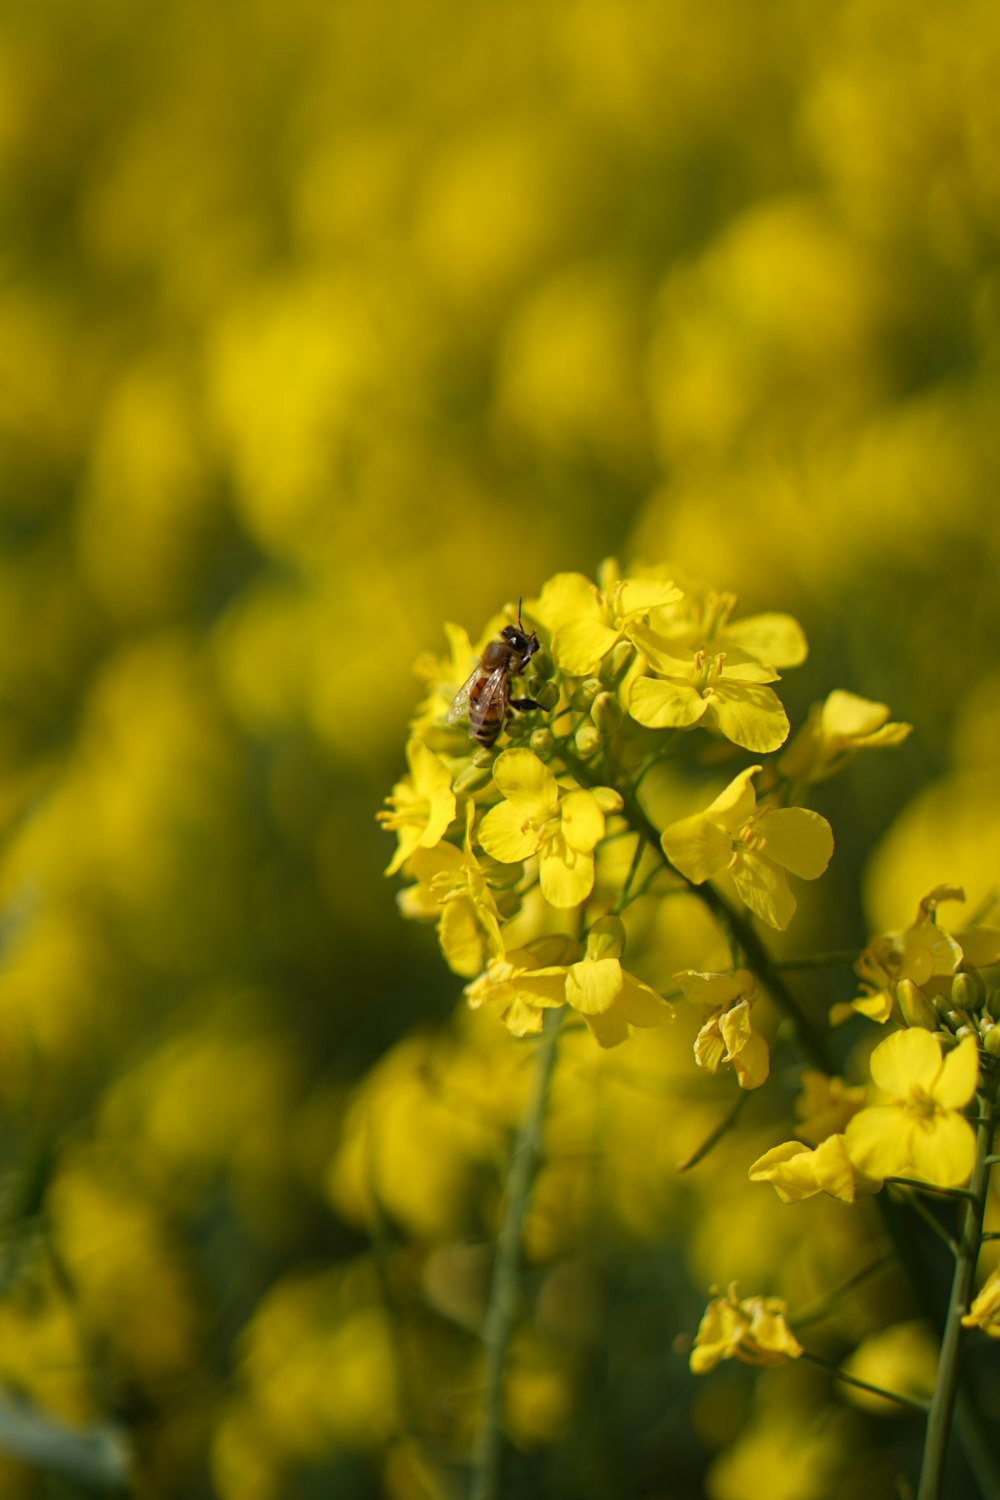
[[799, 1349, 929, 1414], [470, 1010, 562, 1500]]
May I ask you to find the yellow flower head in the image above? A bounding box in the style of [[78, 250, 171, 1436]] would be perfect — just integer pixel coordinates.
[[674, 968, 769, 1089], [962, 1266, 1000, 1339], [661, 766, 833, 930], [479, 917, 674, 1047], [779, 689, 912, 786], [690, 1282, 803, 1374], [377, 737, 457, 875], [844, 1029, 980, 1188], [464, 935, 581, 1037], [533, 567, 680, 677], [478, 747, 622, 909], [836, 886, 976, 1027]]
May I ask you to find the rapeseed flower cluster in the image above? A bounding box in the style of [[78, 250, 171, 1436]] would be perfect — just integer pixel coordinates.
[[380, 562, 855, 1050]]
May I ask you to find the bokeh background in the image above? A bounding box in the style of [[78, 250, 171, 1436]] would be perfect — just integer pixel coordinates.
[[2, 0, 1000, 1495]]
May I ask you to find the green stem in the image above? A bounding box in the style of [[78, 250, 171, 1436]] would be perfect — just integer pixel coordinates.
[[799, 1349, 929, 1414], [470, 1010, 562, 1500], [916, 1087, 996, 1500]]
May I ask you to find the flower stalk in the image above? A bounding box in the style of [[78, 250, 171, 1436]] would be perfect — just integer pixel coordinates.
[[470, 1008, 562, 1500], [916, 1085, 996, 1500]]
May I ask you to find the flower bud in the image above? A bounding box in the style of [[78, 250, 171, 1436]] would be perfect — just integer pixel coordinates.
[[570, 678, 603, 712], [952, 970, 986, 1013], [896, 979, 937, 1031], [529, 727, 554, 757], [591, 785, 623, 814], [505, 714, 530, 740], [529, 646, 555, 681], [533, 681, 561, 712], [452, 761, 492, 795], [591, 691, 623, 735], [574, 722, 603, 759], [984, 1025, 1000, 1057], [987, 986, 1000, 1022], [585, 914, 626, 961], [599, 640, 635, 689]]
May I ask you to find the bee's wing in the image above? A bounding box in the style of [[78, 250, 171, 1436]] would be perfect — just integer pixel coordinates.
[[475, 667, 510, 717], [445, 668, 480, 724]]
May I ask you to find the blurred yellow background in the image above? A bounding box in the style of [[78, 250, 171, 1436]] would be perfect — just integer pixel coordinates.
[[2, 0, 1000, 1495]]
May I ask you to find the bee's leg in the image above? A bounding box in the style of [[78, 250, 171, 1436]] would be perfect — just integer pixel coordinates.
[[510, 698, 540, 712]]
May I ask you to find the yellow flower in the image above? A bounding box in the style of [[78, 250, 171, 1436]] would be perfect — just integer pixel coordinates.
[[661, 766, 833, 930], [464, 935, 581, 1037], [640, 589, 807, 672], [403, 807, 503, 977], [478, 748, 621, 909], [834, 886, 965, 1026], [962, 1266, 1000, 1338], [467, 918, 673, 1047], [690, 1282, 803, 1374], [532, 567, 680, 676], [674, 968, 769, 1089], [844, 1029, 979, 1188], [627, 645, 790, 752], [779, 689, 912, 785], [749, 1134, 883, 1203], [377, 737, 456, 875]]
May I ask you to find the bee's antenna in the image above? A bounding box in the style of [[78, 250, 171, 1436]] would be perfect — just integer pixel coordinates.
[[517, 596, 524, 629]]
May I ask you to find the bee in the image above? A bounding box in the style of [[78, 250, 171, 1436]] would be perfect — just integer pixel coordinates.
[[445, 602, 541, 748]]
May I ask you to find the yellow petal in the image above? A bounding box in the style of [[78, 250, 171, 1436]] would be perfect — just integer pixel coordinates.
[[628, 675, 706, 729], [732, 853, 795, 930], [616, 578, 681, 617], [492, 747, 557, 810], [810, 1133, 878, 1201], [539, 844, 594, 908], [708, 681, 789, 753], [552, 618, 620, 675], [749, 1141, 821, 1203], [583, 1008, 631, 1048], [559, 789, 605, 853], [820, 689, 891, 738], [703, 766, 761, 830], [845, 1105, 914, 1179], [757, 807, 834, 880], [661, 814, 732, 884], [731, 1029, 770, 1090], [909, 1112, 976, 1187], [478, 800, 540, 863], [439, 899, 488, 978], [934, 1034, 979, 1109], [725, 613, 808, 668], [869, 1028, 942, 1097], [694, 1018, 727, 1072], [565, 957, 623, 1014], [533, 571, 601, 632], [617, 971, 673, 1027]]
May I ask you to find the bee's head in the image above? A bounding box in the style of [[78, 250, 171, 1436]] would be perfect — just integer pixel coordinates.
[[502, 597, 539, 662], [501, 623, 538, 660]]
